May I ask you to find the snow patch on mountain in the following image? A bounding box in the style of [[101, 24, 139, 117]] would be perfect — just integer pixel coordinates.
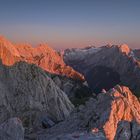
[[64, 46, 102, 61]]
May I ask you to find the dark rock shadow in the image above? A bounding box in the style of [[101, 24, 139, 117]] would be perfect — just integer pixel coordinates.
[[86, 66, 121, 94]]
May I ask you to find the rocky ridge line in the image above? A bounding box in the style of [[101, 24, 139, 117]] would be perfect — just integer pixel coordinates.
[[0, 36, 84, 81]]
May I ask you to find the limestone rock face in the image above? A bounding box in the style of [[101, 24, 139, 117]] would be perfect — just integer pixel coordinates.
[[114, 121, 132, 140], [37, 85, 140, 140], [0, 36, 84, 81], [0, 61, 74, 127], [0, 118, 24, 140], [64, 45, 140, 92], [114, 120, 140, 140], [102, 86, 140, 140], [0, 36, 20, 65]]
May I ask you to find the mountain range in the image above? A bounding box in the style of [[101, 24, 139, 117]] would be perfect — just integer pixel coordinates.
[[63, 44, 140, 93], [0, 36, 84, 81], [0, 36, 140, 140]]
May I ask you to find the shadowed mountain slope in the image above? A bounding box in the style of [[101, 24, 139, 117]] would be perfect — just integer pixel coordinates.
[[64, 44, 140, 93]]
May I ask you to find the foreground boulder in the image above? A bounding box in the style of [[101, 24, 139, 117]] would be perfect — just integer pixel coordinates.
[[37, 85, 140, 140], [0, 61, 74, 128], [0, 118, 24, 140]]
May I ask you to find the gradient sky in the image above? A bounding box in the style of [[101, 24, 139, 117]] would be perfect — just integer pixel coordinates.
[[0, 0, 140, 50]]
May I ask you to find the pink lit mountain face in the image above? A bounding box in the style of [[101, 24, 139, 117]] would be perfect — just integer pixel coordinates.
[[0, 36, 84, 81]]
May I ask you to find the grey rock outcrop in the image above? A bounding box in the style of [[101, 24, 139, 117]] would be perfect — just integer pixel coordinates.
[[114, 121, 131, 140], [114, 120, 140, 140], [0, 61, 74, 128], [37, 85, 140, 140], [0, 118, 24, 140]]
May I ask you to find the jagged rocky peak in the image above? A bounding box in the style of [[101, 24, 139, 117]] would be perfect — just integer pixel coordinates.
[[64, 44, 131, 60], [0, 35, 11, 45], [102, 85, 140, 140], [89, 85, 140, 140], [14, 43, 34, 58], [0, 36, 21, 65], [39, 85, 140, 140], [0, 35, 84, 80], [0, 36, 20, 56], [119, 44, 131, 55]]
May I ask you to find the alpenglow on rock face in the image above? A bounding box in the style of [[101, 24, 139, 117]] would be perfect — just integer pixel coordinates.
[[134, 49, 140, 61], [0, 60, 74, 127], [38, 85, 140, 140], [0, 36, 84, 81], [101, 86, 140, 140], [63, 44, 140, 93]]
